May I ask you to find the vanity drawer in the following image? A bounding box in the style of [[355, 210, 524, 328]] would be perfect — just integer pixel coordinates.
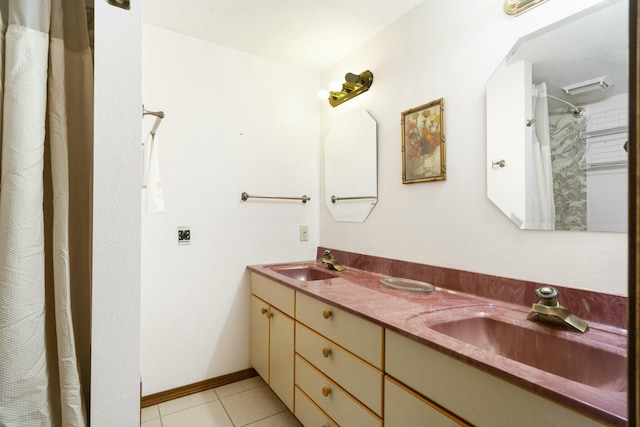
[[295, 292, 383, 369], [384, 376, 469, 427], [294, 386, 338, 427], [295, 355, 382, 427], [296, 323, 383, 415], [385, 329, 606, 427], [251, 272, 294, 316]]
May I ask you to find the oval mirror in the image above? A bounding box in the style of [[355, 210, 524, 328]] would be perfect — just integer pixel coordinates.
[[486, 0, 628, 232], [324, 108, 377, 222]]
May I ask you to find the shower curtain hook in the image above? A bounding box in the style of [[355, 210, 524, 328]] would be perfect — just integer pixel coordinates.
[[108, 0, 130, 10]]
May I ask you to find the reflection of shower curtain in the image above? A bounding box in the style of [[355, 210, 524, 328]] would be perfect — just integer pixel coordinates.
[[530, 83, 556, 229], [0, 2, 92, 426], [548, 108, 587, 231]]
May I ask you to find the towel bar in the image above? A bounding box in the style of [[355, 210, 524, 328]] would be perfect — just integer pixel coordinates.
[[241, 192, 310, 203], [331, 195, 377, 203]]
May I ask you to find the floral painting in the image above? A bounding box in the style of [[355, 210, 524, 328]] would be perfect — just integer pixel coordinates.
[[401, 98, 446, 183]]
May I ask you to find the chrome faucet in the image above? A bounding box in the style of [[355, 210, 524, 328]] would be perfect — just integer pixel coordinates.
[[321, 250, 345, 272], [527, 286, 589, 333]]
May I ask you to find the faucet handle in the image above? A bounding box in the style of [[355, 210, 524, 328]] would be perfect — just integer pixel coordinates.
[[535, 286, 559, 306]]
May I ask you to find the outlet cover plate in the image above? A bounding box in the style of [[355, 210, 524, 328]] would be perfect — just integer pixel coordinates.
[[178, 226, 191, 245], [299, 225, 309, 241]]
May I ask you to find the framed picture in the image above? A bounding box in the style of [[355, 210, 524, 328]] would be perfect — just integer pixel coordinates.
[[401, 98, 446, 183]]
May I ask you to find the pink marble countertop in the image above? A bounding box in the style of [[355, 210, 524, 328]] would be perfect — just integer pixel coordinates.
[[248, 261, 628, 426]]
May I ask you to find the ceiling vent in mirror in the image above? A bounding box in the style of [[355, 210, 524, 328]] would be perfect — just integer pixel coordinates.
[[562, 76, 613, 95], [504, 0, 549, 16]]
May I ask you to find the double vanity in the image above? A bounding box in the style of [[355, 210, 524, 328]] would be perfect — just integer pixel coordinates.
[[245, 2, 630, 425], [248, 249, 627, 426]]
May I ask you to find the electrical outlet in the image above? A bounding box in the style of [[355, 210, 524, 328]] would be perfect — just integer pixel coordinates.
[[178, 226, 191, 245], [299, 225, 309, 241]]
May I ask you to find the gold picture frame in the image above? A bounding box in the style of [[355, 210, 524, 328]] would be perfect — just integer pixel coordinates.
[[401, 98, 446, 183]]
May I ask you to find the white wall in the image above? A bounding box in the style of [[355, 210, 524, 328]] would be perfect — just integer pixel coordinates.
[[140, 25, 320, 395], [92, 0, 141, 425], [319, 0, 627, 296]]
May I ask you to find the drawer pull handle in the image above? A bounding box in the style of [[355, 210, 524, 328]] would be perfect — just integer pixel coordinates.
[[322, 347, 332, 358], [322, 310, 332, 319], [260, 308, 268, 315], [321, 386, 332, 397]]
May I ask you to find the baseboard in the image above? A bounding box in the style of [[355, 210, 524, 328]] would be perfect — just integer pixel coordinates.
[[141, 368, 258, 408]]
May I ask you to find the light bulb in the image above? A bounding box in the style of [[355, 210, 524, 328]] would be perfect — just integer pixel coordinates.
[[330, 81, 342, 92], [317, 89, 329, 100]]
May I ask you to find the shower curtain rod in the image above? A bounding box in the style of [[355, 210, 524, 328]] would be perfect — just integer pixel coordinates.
[[142, 105, 165, 135], [547, 95, 584, 118]]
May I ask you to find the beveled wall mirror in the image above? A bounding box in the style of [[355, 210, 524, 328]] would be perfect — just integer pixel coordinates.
[[324, 108, 378, 222], [487, 0, 628, 232]]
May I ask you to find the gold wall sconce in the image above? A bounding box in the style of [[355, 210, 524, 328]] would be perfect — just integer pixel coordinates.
[[327, 70, 373, 107], [504, 0, 549, 16]]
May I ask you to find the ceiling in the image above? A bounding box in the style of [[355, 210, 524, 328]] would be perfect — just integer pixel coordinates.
[[508, 0, 628, 105], [143, 0, 424, 72]]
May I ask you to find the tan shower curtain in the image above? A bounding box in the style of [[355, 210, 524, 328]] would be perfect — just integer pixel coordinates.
[[0, 1, 92, 426]]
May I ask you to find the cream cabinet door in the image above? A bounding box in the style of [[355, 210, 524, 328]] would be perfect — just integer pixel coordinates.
[[269, 306, 294, 411], [250, 295, 269, 382], [250, 274, 295, 410]]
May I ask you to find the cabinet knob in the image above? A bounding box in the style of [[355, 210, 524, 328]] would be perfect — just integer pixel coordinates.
[[321, 386, 332, 397], [260, 307, 268, 315], [322, 310, 332, 319], [322, 347, 332, 358]]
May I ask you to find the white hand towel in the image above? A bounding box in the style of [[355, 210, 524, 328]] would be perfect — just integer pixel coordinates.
[[142, 132, 165, 213]]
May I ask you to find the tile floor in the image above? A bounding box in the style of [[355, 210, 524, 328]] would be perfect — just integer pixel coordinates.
[[141, 376, 302, 427]]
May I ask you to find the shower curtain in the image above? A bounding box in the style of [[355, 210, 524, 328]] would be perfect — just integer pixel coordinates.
[[530, 82, 556, 229], [0, 2, 92, 426]]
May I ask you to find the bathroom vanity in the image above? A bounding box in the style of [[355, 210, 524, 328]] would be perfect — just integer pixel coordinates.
[[248, 250, 627, 427]]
